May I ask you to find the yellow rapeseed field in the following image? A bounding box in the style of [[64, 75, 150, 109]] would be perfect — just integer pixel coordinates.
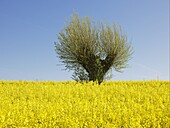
[[0, 80, 169, 127]]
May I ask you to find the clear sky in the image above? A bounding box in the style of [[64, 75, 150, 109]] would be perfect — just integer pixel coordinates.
[[0, 0, 169, 81]]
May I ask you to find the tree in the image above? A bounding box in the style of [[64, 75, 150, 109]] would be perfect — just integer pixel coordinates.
[[54, 13, 134, 84]]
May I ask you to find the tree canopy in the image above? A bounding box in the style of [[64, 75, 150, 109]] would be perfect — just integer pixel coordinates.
[[54, 13, 134, 84]]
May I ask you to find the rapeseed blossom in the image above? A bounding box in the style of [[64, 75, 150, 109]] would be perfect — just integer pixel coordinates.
[[0, 80, 169, 127]]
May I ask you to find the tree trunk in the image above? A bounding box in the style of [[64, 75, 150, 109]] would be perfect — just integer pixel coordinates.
[[88, 69, 105, 85]]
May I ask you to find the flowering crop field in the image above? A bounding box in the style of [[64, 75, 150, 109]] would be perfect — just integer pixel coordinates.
[[0, 80, 169, 127]]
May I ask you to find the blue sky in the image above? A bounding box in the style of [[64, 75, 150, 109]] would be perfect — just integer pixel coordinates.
[[0, 0, 169, 81]]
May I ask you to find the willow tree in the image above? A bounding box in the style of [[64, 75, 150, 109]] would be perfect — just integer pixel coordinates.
[[54, 13, 133, 84]]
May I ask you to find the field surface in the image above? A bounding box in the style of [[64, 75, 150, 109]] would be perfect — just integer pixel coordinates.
[[0, 80, 169, 127]]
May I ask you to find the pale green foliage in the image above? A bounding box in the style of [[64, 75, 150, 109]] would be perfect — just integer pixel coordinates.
[[54, 13, 133, 83], [71, 65, 89, 82], [0, 80, 170, 127]]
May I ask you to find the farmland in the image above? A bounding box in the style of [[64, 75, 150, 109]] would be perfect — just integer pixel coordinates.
[[0, 80, 169, 127]]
